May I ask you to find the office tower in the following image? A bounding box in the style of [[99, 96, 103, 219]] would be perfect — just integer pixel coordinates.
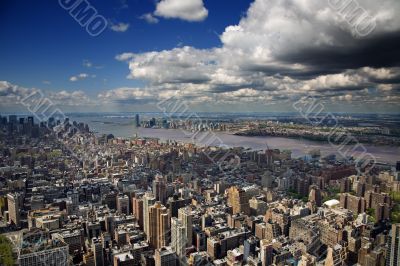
[[143, 192, 156, 241], [92, 238, 104, 266], [27, 116, 34, 126], [168, 195, 190, 218], [260, 239, 273, 266], [396, 161, 400, 172], [171, 217, 186, 258], [171, 207, 193, 258], [150, 117, 156, 127], [132, 197, 144, 229], [152, 175, 167, 205], [387, 224, 400, 266], [104, 191, 117, 210], [135, 114, 140, 127], [178, 207, 193, 248], [154, 247, 177, 266], [149, 202, 169, 249], [7, 192, 22, 227], [117, 194, 130, 215], [308, 185, 322, 207], [227, 186, 250, 215]]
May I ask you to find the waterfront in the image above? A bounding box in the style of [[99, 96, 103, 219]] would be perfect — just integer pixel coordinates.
[[71, 115, 400, 164]]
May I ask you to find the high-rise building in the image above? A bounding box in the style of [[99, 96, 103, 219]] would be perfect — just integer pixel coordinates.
[[339, 178, 351, 193], [152, 175, 167, 205], [308, 185, 322, 207], [387, 224, 400, 266], [117, 195, 130, 215], [227, 186, 258, 215], [170, 207, 193, 258], [339, 193, 366, 214], [7, 192, 22, 227], [260, 239, 273, 266], [143, 192, 156, 241], [171, 217, 186, 258], [168, 195, 190, 218], [135, 114, 140, 127], [132, 197, 144, 229], [149, 202, 169, 249], [27, 116, 34, 126], [178, 207, 193, 248], [92, 238, 104, 266]]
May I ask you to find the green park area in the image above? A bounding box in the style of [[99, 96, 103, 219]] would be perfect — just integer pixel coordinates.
[[0, 235, 15, 266], [390, 191, 400, 223]]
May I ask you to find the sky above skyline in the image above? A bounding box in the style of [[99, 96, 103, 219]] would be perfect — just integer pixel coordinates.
[[0, 0, 400, 113]]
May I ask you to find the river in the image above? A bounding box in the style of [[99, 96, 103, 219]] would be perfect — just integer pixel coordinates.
[[70, 114, 400, 165]]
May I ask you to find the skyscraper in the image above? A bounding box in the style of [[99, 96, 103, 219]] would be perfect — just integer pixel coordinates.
[[308, 185, 322, 207], [132, 197, 144, 229], [171, 217, 186, 258], [92, 238, 104, 266], [27, 116, 34, 126], [143, 192, 156, 241], [170, 206, 193, 259], [178, 207, 193, 248], [117, 194, 130, 215], [387, 223, 400, 266], [148, 202, 169, 249], [227, 186, 255, 215], [152, 175, 167, 205], [135, 114, 140, 127]]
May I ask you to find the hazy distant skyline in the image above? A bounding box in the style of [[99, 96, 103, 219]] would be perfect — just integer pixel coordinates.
[[1, 0, 400, 113]]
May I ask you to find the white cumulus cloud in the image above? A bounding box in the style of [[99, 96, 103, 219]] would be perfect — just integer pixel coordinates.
[[155, 0, 208, 22]]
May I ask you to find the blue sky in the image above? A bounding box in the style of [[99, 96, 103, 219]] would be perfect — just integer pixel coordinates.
[[0, 0, 251, 97], [0, 0, 399, 113]]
